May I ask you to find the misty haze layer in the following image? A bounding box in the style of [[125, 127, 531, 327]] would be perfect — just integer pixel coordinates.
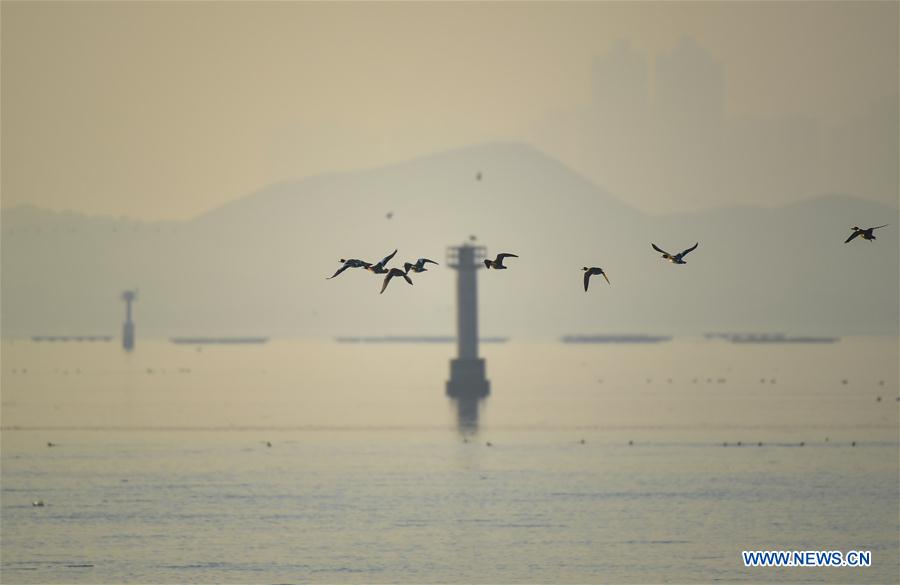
[[3, 143, 897, 339], [1, 2, 897, 218]]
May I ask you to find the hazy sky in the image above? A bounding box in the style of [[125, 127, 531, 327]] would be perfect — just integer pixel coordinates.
[[2, 1, 898, 219]]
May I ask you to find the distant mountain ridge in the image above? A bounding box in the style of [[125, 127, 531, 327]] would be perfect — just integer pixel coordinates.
[[2, 142, 898, 338]]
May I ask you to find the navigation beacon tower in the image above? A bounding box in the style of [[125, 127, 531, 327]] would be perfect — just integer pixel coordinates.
[[446, 242, 490, 399], [121, 290, 137, 352]]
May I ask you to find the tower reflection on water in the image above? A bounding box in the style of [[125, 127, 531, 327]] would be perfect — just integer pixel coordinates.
[[445, 242, 490, 433]]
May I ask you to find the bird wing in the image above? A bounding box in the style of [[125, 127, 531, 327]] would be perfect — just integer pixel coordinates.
[[402, 272, 413, 285], [403, 262, 414, 274], [584, 271, 591, 291], [420, 258, 438, 266], [326, 264, 351, 279], [680, 242, 699, 257], [497, 253, 518, 260], [845, 231, 860, 243], [871, 224, 889, 230], [651, 243, 669, 255], [602, 271, 610, 284], [379, 249, 398, 266], [380, 272, 394, 294]]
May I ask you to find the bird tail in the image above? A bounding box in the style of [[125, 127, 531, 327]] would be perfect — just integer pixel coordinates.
[[484, 259, 492, 269]]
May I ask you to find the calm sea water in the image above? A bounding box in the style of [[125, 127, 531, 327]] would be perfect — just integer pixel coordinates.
[[2, 338, 898, 583]]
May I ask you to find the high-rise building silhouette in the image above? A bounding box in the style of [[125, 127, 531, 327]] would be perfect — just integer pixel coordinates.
[[655, 36, 724, 129], [592, 39, 650, 124]]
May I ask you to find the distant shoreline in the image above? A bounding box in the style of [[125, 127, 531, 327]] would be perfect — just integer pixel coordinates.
[[335, 336, 509, 344], [560, 334, 672, 344]]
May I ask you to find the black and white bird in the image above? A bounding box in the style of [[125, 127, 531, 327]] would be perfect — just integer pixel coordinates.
[[326, 258, 372, 279], [582, 267, 610, 291], [651, 242, 698, 264], [380, 267, 413, 294], [484, 253, 518, 269], [403, 258, 439, 274], [845, 224, 888, 243], [367, 249, 398, 274]]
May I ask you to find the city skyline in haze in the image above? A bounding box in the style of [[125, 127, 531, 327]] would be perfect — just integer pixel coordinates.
[[2, 1, 897, 220]]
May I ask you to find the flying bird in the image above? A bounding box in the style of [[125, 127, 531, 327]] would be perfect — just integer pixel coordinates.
[[380, 267, 413, 294], [326, 258, 372, 279], [582, 267, 610, 291], [484, 253, 518, 269], [367, 249, 398, 274], [651, 242, 698, 264], [845, 224, 888, 243], [403, 258, 439, 273]]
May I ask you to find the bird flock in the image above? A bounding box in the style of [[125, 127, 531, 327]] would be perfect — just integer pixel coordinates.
[[327, 249, 441, 294], [327, 224, 888, 294]]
